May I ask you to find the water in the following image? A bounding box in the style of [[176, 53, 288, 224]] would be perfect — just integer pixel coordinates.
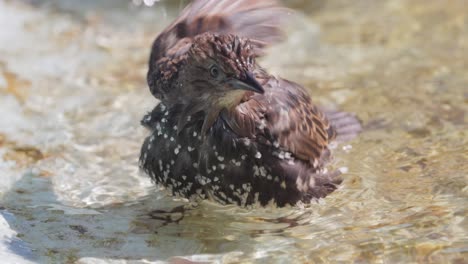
[[0, 0, 466, 263]]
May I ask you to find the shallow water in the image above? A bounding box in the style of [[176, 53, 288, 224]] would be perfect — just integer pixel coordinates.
[[0, 0, 466, 263]]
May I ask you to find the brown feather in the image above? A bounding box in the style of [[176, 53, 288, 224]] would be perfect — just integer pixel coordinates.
[[225, 77, 333, 167], [147, 0, 291, 100], [140, 0, 362, 207]]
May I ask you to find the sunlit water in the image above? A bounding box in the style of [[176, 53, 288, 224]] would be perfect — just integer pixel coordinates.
[[0, 0, 466, 263]]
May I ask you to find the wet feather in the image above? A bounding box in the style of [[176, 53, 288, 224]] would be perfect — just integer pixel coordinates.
[[140, 0, 361, 207]]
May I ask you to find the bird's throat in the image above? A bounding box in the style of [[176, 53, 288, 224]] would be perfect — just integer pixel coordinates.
[[201, 108, 221, 136], [201, 90, 246, 136]]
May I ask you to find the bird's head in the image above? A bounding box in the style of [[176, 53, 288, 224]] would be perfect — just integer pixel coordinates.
[[166, 33, 266, 135], [180, 34, 264, 108]]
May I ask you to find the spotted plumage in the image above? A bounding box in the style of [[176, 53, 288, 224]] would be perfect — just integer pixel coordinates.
[[140, 0, 361, 207]]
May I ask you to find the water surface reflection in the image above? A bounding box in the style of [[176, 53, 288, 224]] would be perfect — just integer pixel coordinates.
[[0, 0, 466, 263]]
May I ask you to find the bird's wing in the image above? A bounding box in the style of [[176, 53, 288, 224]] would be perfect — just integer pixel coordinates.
[[148, 0, 290, 91], [230, 78, 335, 167], [150, 0, 289, 63]]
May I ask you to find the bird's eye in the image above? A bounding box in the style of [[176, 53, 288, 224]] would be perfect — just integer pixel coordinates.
[[210, 65, 219, 78]]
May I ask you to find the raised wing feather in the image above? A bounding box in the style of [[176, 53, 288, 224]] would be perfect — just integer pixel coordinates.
[[151, 0, 288, 60], [148, 0, 290, 99]]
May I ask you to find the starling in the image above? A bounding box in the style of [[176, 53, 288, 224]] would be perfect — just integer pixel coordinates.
[[140, 0, 361, 207]]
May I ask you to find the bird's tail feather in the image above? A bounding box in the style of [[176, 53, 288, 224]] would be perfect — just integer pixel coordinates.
[[325, 110, 362, 143], [305, 169, 343, 199]]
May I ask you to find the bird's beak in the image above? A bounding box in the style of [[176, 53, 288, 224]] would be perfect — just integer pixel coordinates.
[[228, 72, 264, 94]]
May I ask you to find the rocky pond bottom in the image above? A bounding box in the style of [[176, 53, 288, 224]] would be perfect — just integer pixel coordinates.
[[0, 0, 466, 263]]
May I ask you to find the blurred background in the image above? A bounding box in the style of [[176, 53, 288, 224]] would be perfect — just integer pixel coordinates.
[[0, 0, 466, 263]]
